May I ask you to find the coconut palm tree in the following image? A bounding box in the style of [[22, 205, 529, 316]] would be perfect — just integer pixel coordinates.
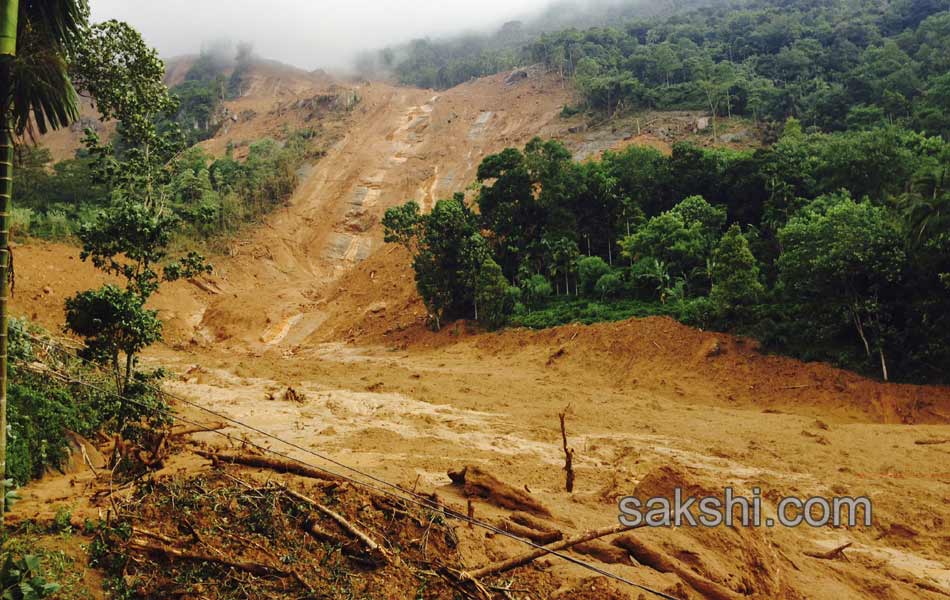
[[0, 0, 86, 491]]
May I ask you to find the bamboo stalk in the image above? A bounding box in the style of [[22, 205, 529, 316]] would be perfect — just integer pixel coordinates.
[[0, 0, 20, 497]]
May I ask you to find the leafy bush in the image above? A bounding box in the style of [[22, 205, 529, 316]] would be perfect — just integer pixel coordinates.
[[0, 553, 60, 600], [5, 318, 170, 486], [709, 224, 764, 314]]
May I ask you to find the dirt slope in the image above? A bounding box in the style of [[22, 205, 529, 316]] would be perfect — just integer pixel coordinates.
[[12, 66, 950, 600]]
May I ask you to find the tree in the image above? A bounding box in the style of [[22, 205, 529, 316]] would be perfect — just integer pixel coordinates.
[[64, 285, 162, 395], [594, 272, 623, 298], [519, 274, 553, 308], [778, 192, 905, 380], [577, 256, 610, 295], [383, 195, 502, 330], [710, 224, 764, 314], [0, 0, 86, 494], [621, 195, 724, 292], [474, 257, 515, 329], [65, 20, 210, 396]]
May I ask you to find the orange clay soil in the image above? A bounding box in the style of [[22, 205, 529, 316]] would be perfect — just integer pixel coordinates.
[[12, 66, 950, 599]]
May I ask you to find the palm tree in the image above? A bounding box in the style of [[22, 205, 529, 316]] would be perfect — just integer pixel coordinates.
[[0, 0, 85, 491]]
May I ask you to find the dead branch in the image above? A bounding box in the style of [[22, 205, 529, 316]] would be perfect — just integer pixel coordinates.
[[283, 488, 389, 562], [460, 522, 639, 581], [558, 409, 575, 493], [170, 423, 227, 437], [804, 542, 852, 560], [498, 519, 562, 545], [914, 438, 950, 446], [573, 540, 631, 565], [131, 527, 177, 545], [508, 512, 561, 535], [305, 519, 349, 546], [613, 535, 743, 600], [448, 465, 551, 517], [194, 450, 343, 482], [128, 539, 286, 578]]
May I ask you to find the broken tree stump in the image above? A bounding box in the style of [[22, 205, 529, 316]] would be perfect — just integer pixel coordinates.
[[559, 409, 575, 493]]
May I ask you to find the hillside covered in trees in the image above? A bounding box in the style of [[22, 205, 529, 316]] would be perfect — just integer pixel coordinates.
[[372, 0, 950, 136], [385, 122, 949, 383], [377, 0, 950, 384]]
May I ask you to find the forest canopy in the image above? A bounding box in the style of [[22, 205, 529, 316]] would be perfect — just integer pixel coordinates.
[[371, 0, 950, 136], [385, 124, 950, 384]]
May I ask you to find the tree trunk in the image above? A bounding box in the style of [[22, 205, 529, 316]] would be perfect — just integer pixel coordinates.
[[879, 348, 889, 382], [0, 0, 19, 493], [852, 309, 871, 358], [124, 351, 134, 396]]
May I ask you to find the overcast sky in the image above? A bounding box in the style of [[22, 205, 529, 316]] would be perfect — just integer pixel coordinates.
[[89, 0, 555, 70]]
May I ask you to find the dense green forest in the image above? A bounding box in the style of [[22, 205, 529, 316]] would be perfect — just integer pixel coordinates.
[[361, 0, 705, 89], [384, 122, 950, 383], [374, 0, 949, 136]]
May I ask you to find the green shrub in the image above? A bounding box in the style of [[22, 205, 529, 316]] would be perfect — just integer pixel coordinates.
[[675, 297, 716, 330], [4, 318, 170, 485], [0, 553, 60, 599], [510, 297, 675, 329], [560, 105, 582, 118]]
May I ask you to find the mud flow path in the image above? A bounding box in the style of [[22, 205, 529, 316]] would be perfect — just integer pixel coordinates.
[[14, 71, 950, 599]]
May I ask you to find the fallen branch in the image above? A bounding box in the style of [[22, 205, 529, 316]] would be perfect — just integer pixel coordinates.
[[574, 540, 631, 565], [132, 527, 176, 545], [170, 423, 227, 437], [461, 522, 638, 581], [284, 488, 389, 562], [804, 542, 852, 560], [195, 450, 343, 483], [508, 512, 560, 535], [914, 438, 950, 446], [128, 539, 286, 578], [613, 535, 743, 600], [498, 519, 562, 545], [306, 520, 349, 547]]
